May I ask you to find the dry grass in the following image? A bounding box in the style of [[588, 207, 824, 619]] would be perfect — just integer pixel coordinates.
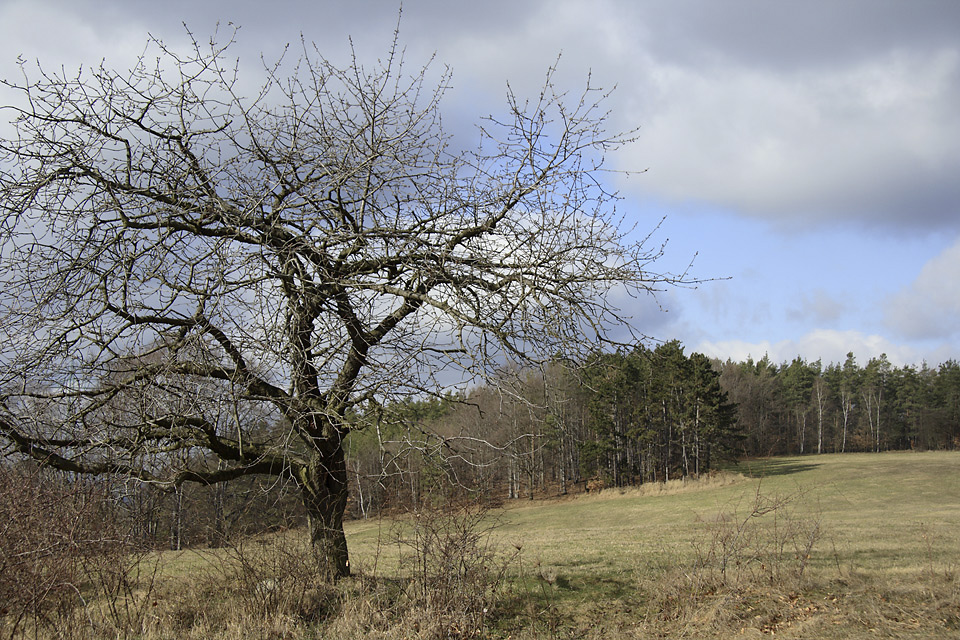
[[4, 451, 959, 639], [482, 451, 960, 639]]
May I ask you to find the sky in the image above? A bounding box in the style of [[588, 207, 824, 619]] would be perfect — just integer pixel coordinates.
[[1, 0, 958, 368]]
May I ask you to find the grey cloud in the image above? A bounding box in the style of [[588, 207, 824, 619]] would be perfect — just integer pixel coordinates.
[[616, 42, 960, 230], [6, 0, 959, 233], [789, 289, 847, 325], [633, 0, 960, 72]]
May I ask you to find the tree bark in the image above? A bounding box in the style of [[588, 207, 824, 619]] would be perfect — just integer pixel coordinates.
[[299, 444, 350, 579]]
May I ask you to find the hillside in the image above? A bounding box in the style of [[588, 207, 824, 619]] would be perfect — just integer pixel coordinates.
[[344, 450, 960, 638], [5, 451, 957, 639]]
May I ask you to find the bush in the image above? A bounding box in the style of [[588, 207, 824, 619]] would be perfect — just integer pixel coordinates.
[[689, 484, 822, 589], [0, 465, 155, 640], [224, 531, 340, 623], [391, 503, 516, 639]]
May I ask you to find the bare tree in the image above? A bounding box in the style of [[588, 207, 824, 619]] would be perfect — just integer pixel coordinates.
[[0, 30, 685, 577]]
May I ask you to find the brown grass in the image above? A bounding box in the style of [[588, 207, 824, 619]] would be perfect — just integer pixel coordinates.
[[3, 451, 959, 639]]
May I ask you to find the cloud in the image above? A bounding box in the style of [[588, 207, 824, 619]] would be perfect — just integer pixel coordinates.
[[788, 289, 847, 325], [634, 1, 960, 73], [618, 47, 960, 229], [4, 0, 959, 371], [695, 329, 930, 367], [7, 0, 958, 235], [0, 1, 158, 66], [886, 237, 960, 340], [0, 1, 162, 141]]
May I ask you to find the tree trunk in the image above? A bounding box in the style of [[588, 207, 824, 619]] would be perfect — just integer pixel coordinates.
[[300, 445, 350, 579], [799, 412, 806, 454], [558, 433, 568, 495], [212, 460, 227, 547], [171, 485, 183, 551]]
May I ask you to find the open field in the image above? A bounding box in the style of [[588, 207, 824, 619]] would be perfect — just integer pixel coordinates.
[[340, 451, 960, 638], [5, 451, 959, 639]]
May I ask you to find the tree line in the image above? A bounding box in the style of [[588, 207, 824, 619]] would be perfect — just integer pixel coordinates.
[[10, 344, 957, 550], [131, 344, 959, 535], [340, 346, 960, 520], [341, 340, 741, 517], [719, 352, 960, 457]]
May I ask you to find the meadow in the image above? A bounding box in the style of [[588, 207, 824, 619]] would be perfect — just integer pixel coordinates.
[[4, 451, 958, 639], [342, 450, 960, 638]]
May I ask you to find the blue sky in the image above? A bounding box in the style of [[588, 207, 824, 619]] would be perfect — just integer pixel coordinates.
[[2, 0, 958, 367]]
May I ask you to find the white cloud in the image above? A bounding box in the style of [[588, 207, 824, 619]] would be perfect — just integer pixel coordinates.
[[695, 329, 930, 367], [886, 236, 960, 340]]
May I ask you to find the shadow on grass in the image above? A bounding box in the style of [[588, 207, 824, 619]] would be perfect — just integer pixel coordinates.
[[734, 458, 821, 478]]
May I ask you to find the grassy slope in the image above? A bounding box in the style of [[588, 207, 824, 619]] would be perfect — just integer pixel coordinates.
[[10, 452, 955, 639], [345, 450, 960, 638], [496, 451, 960, 571]]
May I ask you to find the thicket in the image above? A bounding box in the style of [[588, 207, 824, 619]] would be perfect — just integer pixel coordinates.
[[0, 465, 523, 639], [0, 465, 158, 640]]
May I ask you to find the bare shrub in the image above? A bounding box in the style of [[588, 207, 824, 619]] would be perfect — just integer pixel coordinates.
[[392, 503, 516, 639], [80, 545, 161, 640], [644, 485, 823, 630], [0, 465, 157, 640], [640, 484, 825, 634], [0, 465, 101, 637], [223, 531, 340, 624], [689, 484, 823, 590]]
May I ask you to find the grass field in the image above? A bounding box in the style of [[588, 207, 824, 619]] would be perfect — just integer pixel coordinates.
[[344, 450, 960, 638], [6, 451, 959, 639]]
